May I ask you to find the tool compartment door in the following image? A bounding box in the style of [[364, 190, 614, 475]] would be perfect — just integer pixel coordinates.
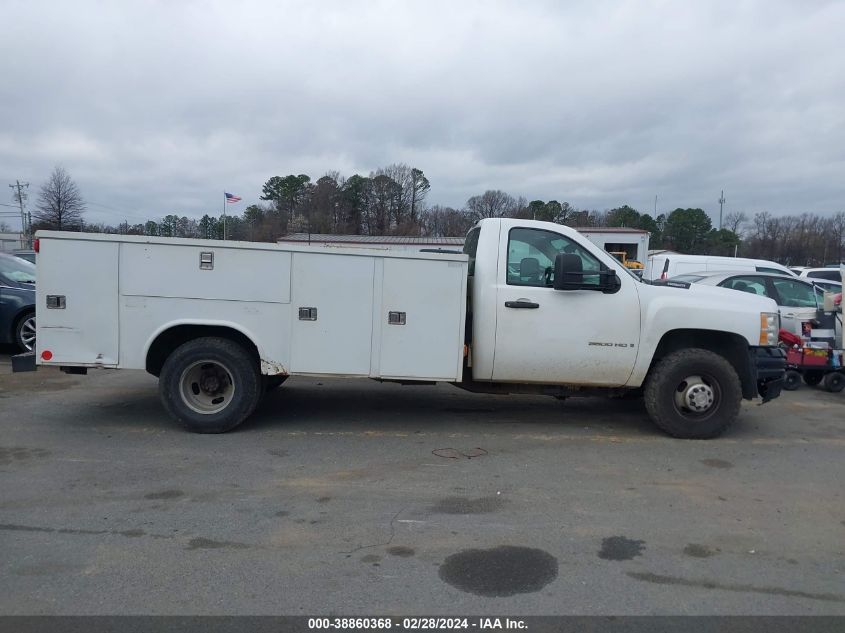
[[36, 239, 119, 366], [290, 252, 374, 375], [379, 258, 466, 381]]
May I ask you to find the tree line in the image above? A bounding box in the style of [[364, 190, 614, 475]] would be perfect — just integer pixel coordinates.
[[28, 164, 844, 266]]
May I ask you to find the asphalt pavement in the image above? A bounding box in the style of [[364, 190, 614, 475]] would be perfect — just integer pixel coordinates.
[[1, 347, 843, 615]]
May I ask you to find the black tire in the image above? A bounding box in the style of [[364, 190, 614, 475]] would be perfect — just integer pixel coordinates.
[[644, 348, 742, 439], [823, 372, 844, 393], [783, 370, 802, 391], [14, 311, 36, 353], [264, 375, 289, 393], [159, 337, 262, 433], [803, 371, 824, 387]]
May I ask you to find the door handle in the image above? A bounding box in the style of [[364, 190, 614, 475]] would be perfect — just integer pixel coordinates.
[[505, 299, 540, 309]]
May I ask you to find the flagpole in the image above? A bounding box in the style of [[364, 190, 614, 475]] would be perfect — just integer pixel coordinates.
[[222, 192, 227, 240]]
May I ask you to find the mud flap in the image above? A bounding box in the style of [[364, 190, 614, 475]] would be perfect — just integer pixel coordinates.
[[11, 352, 36, 372]]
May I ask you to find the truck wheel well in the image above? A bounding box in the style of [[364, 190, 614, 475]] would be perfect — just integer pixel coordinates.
[[146, 325, 259, 377], [650, 329, 754, 399]]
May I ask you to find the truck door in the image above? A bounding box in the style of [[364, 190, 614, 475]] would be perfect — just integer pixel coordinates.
[[767, 276, 823, 337], [492, 226, 641, 386]]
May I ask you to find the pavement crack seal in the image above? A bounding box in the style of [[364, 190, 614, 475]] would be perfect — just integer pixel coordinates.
[[0, 522, 172, 540], [339, 507, 407, 556], [627, 571, 845, 603], [0, 523, 246, 550], [432, 448, 488, 459]]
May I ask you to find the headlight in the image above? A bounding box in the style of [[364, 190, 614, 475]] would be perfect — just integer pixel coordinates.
[[759, 312, 779, 346]]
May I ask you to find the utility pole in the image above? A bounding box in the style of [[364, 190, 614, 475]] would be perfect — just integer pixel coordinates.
[[222, 192, 227, 241], [8, 180, 30, 248], [718, 190, 726, 231]]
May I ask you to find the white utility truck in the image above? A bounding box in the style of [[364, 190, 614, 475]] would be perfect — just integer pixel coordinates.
[[15, 218, 785, 439]]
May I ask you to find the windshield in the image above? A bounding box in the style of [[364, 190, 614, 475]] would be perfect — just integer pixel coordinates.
[[0, 254, 36, 283], [617, 261, 643, 282]]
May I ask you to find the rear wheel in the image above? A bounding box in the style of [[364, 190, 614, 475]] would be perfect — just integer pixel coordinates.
[[644, 348, 742, 439], [14, 311, 36, 352], [783, 370, 802, 391], [803, 371, 824, 387], [159, 337, 262, 433], [823, 372, 844, 393]]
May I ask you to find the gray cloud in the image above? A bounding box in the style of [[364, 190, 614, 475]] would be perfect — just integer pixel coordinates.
[[1, 0, 843, 227]]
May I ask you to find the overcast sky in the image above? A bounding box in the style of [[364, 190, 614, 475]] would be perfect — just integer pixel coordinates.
[[1, 0, 843, 228]]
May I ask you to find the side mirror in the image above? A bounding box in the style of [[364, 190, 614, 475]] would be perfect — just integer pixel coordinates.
[[602, 269, 621, 294], [553, 253, 622, 293], [553, 253, 583, 291]]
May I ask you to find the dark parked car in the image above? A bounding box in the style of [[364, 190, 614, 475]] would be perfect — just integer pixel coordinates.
[[0, 252, 36, 351], [13, 250, 36, 264]]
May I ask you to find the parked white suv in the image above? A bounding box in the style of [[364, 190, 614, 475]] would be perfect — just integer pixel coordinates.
[[797, 267, 842, 283]]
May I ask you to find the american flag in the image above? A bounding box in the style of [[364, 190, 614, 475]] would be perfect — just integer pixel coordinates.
[[224, 192, 242, 203]]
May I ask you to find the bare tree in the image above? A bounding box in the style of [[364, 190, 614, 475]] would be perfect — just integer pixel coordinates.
[[374, 163, 412, 227], [830, 212, 845, 263], [465, 190, 517, 221], [723, 210, 748, 235], [33, 166, 85, 230], [421, 205, 473, 237], [587, 209, 609, 227]]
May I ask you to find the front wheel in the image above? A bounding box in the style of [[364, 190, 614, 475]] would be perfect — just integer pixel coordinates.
[[803, 371, 824, 387], [159, 337, 262, 433], [823, 372, 844, 393], [783, 370, 802, 391], [644, 348, 742, 439], [15, 311, 36, 352]]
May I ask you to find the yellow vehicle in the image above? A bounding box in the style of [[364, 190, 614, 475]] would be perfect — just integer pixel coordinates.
[[609, 251, 645, 272]]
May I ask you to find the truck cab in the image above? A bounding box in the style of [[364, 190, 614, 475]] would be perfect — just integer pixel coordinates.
[[462, 219, 784, 437]]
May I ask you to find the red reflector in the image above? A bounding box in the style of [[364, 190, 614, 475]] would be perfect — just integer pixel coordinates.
[[33, 238, 40, 253], [41, 350, 53, 361]]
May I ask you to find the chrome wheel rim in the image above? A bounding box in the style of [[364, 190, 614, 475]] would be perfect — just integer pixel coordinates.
[[179, 360, 235, 415], [20, 316, 36, 351], [674, 374, 717, 416]]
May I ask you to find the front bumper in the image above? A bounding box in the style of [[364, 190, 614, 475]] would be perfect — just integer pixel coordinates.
[[750, 346, 786, 403]]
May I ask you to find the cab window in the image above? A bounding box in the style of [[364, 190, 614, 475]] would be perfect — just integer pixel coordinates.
[[756, 266, 787, 275], [811, 280, 841, 294], [770, 278, 818, 307], [506, 227, 601, 288], [720, 276, 769, 297]]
